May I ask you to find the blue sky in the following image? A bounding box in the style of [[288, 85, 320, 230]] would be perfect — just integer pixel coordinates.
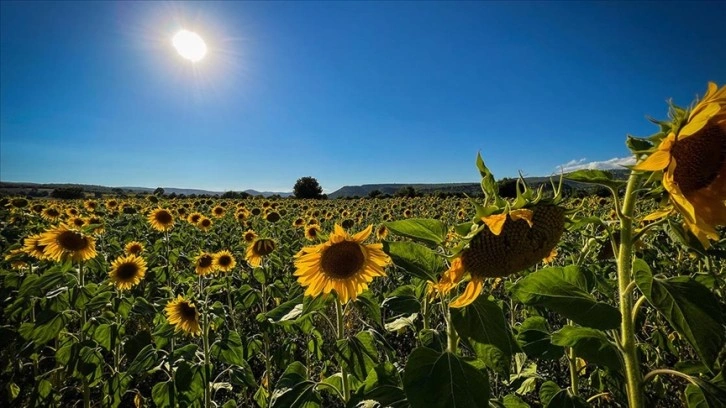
[[1, 1, 725, 193]]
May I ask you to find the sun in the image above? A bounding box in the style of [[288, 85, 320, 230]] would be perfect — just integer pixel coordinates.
[[172, 30, 207, 62]]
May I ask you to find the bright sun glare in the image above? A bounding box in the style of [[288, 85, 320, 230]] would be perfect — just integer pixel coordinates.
[[172, 30, 207, 62]]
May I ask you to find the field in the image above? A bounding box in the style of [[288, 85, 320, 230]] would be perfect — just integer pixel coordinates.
[[1, 147, 725, 408]]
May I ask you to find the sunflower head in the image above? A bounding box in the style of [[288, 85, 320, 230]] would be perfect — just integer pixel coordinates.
[[41, 207, 62, 221], [187, 212, 203, 224], [195, 252, 216, 276], [125, 241, 144, 256], [212, 206, 225, 218], [165, 295, 201, 336], [38, 224, 97, 262], [246, 239, 275, 267], [148, 208, 174, 232], [294, 224, 391, 304], [305, 225, 321, 241], [109, 254, 147, 291], [23, 234, 48, 260], [633, 82, 726, 247], [197, 217, 213, 232], [243, 229, 258, 243], [214, 250, 237, 272], [265, 211, 281, 223]]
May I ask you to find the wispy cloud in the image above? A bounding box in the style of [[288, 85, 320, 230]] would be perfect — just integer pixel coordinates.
[[554, 156, 635, 174]]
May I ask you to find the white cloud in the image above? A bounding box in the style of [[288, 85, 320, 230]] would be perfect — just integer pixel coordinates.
[[554, 156, 635, 174]]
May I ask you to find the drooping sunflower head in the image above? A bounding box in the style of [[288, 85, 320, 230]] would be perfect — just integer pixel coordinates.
[[11, 198, 29, 209], [633, 82, 726, 247], [245, 238, 275, 267], [442, 204, 566, 308], [148, 208, 174, 232], [195, 252, 216, 276], [165, 295, 201, 336], [214, 250, 237, 272], [109, 254, 147, 291], [38, 224, 97, 263], [294, 224, 391, 304], [125, 241, 144, 256]]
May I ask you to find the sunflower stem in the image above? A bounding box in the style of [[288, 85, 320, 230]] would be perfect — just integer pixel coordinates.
[[616, 170, 645, 408], [260, 271, 273, 400], [78, 261, 90, 408], [566, 320, 579, 396], [445, 302, 458, 354], [225, 274, 238, 332], [163, 231, 176, 406], [200, 276, 212, 408], [335, 297, 350, 403]]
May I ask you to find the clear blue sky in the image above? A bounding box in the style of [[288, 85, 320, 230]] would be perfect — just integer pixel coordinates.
[[1, 1, 724, 193]]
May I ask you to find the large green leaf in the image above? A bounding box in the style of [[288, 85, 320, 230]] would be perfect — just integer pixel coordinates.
[[634, 259, 725, 369], [515, 317, 564, 360], [403, 347, 489, 408], [451, 297, 519, 355], [384, 219, 447, 246], [270, 361, 321, 408], [335, 331, 379, 381], [511, 266, 621, 330], [564, 169, 624, 190], [211, 330, 245, 366], [550, 326, 621, 371], [383, 241, 443, 282]]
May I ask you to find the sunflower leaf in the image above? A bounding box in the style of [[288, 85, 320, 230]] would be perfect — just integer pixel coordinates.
[[633, 259, 725, 370], [383, 241, 442, 282], [270, 361, 321, 408], [511, 266, 621, 330], [451, 297, 520, 363], [550, 326, 621, 371], [383, 219, 447, 246], [403, 347, 489, 408], [564, 169, 624, 191]]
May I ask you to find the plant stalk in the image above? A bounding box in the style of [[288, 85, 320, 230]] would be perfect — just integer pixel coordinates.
[[616, 171, 645, 408], [335, 297, 350, 402]]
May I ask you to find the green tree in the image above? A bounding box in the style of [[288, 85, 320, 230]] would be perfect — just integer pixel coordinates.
[[293, 176, 324, 199]]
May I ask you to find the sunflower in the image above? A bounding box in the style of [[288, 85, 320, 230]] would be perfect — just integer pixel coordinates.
[[235, 209, 250, 222], [83, 200, 98, 212], [109, 254, 147, 290], [197, 217, 213, 232], [376, 225, 388, 241], [293, 218, 305, 228], [31, 203, 45, 214], [294, 224, 391, 304], [165, 295, 201, 336], [211, 206, 226, 218], [265, 211, 281, 223], [84, 216, 105, 234], [148, 208, 174, 232], [305, 225, 321, 241], [187, 212, 203, 225], [634, 82, 726, 247], [125, 241, 145, 256], [105, 200, 119, 211], [243, 229, 258, 243], [214, 250, 237, 272], [66, 208, 80, 217], [22, 234, 48, 260], [69, 217, 86, 229], [38, 224, 97, 262], [195, 252, 216, 276], [440, 205, 565, 308], [246, 239, 275, 267], [41, 207, 62, 222]]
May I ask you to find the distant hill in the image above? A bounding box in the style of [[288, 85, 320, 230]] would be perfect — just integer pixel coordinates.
[[0, 182, 291, 198], [327, 169, 630, 198]]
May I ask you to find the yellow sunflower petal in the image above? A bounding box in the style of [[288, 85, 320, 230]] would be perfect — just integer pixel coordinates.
[[509, 209, 534, 227], [642, 207, 674, 222], [450, 278, 484, 308], [633, 149, 672, 172], [680, 102, 721, 138], [351, 225, 373, 243], [481, 213, 507, 235]]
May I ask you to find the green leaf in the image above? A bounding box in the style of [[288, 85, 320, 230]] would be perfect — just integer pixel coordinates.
[[382, 285, 421, 315], [564, 169, 624, 190], [211, 330, 245, 366], [538, 381, 561, 406], [511, 266, 621, 330], [550, 326, 621, 371], [152, 381, 174, 408], [383, 241, 443, 282], [385, 314, 418, 333], [546, 389, 589, 408], [634, 259, 725, 369], [470, 342, 509, 377], [353, 291, 383, 328], [626, 135, 653, 154], [403, 347, 489, 408], [262, 296, 304, 325], [384, 219, 447, 246], [127, 344, 158, 375], [336, 331, 379, 381], [31, 311, 68, 345], [451, 297, 519, 359], [270, 361, 321, 408], [94, 323, 113, 351], [516, 317, 564, 360], [503, 394, 530, 408]]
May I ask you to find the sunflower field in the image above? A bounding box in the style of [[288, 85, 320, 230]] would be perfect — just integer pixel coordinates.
[[1, 83, 725, 408]]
